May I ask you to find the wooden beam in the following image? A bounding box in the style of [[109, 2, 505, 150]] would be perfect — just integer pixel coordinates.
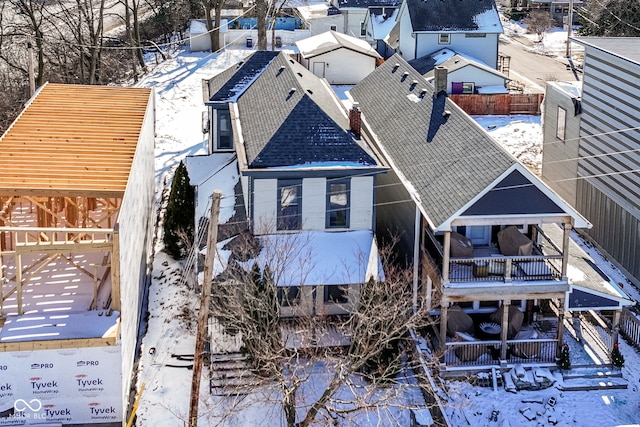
[[111, 226, 121, 311], [0, 336, 117, 352]]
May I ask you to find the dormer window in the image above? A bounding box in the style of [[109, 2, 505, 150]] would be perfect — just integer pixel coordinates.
[[438, 33, 450, 44]]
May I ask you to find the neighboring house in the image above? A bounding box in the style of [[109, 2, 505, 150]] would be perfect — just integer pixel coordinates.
[[0, 83, 155, 424], [363, 7, 399, 57], [394, 0, 503, 68], [541, 80, 582, 206], [542, 37, 640, 287], [296, 3, 344, 36], [295, 30, 381, 84], [202, 51, 386, 318], [329, 0, 401, 40], [409, 49, 510, 94], [530, 0, 583, 25], [350, 54, 632, 371]]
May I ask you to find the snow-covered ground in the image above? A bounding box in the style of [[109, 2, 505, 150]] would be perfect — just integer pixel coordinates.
[[129, 24, 640, 426]]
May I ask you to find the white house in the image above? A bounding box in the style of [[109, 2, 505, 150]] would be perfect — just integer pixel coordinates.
[[202, 51, 387, 318], [295, 30, 381, 84], [189, 19, 227, 52], [394, 0, 503, 68], [409, 49, 510, 94]]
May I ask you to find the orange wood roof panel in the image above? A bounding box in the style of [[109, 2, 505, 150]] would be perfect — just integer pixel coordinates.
[[0, 83, 152, 197]]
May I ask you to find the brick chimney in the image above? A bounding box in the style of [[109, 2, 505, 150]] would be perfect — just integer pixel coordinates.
[[349, 103, 362, 138], [434, 66, 448, 97]]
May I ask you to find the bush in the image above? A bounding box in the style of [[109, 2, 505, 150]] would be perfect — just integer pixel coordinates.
[[504, 8, 528, 22], [163, 161, 195, 259]]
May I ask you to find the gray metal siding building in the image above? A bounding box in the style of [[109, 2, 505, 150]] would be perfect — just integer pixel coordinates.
[[570, 37, 640, 285]]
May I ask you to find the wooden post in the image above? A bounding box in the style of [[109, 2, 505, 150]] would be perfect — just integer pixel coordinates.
[[442, 231, 451, 285], [561, 223, 571, 281], [612, 310, 621, 346], [111, 225, 121, 311], [189, 191, 221, 426], [440, 304, 448, 353], [500, 301, 510, 361], [556, 302, 565, 357]]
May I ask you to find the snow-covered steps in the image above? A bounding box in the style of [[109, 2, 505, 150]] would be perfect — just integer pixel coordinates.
[[208, 352, 267, 396], [558, 367, 627, 391]]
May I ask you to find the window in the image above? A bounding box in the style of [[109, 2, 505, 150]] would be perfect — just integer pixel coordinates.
[[216, 109, 233, 150], [324, 285, 348, 304], [278, 286, 301, 306], [465, 33, 486, 38], [278, 180, 301, 230], [451, 82, 474, 94], [438, 33, 450, 44], [326, 180, 350, 228], [556, 106, 566, 141], [330, 25, 337, 31], [360, 21, 366, 37]]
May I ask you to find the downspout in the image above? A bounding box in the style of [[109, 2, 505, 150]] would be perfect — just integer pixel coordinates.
[[412, 205, 420, 314]]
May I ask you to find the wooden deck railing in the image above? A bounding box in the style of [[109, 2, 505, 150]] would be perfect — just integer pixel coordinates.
[[443, 339, 557, 367], [448, 255, 562, 283]]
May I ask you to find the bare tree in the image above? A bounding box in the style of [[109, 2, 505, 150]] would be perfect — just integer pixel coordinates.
[[577, 0, 640, 36], [523, 10, 557, 42], [207, 232, 432, 427], [255, 0, 268, 50]]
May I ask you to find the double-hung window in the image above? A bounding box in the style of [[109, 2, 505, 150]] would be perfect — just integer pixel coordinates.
[[278, 180, 302, 230], [216, 109, 233, 150], [326, 179, 350, 228]]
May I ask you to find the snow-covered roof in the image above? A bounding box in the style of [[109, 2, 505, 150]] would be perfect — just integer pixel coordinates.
[[405, 0, 502, 33], [296, 30, 381, 59], [296, 3, 331, 20], [253, 230, 383, 287], [476, 85, 508, 94], [369, 9, 398, 40]]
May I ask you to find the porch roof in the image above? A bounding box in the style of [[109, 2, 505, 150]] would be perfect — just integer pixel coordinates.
[[251, 230, 383, 287], [543, 224, 634, 311]]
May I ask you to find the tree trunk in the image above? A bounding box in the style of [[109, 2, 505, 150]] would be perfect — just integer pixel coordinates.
[[204, 1, 216, 52], [213, 0, 223, 52], [256, 0, 267, 50], [123, 0, 138, 81], [283, 384, 296, 427]]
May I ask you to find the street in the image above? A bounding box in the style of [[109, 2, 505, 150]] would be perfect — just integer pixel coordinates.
[[499, 35, 582, 93]]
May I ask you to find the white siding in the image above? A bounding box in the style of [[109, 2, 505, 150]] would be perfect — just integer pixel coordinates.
[[414, 33, 499, 68], [398, 6, 415, 59], [253, 178, 278, 233], [302, 177, 326, 230], [447, 67, 506, 91], [310, 49, 377, 84], [350, 176, 374, 230], [117, 95, 156, 413]]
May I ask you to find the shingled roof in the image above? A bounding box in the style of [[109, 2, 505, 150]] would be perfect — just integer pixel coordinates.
[[211, 51, 378, 169], [205, 51, 280, 102], [405, 0, 502, 33], [349, 54, 591, 230]]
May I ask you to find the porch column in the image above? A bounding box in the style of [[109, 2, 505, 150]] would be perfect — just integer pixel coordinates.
[[561, 223, 571, 281], [442, 231, 451, 286], [440, 304, 448, 352], [500, 301, 510, 361], [612, 310, 621, 346], [556, 302, 565, 357]]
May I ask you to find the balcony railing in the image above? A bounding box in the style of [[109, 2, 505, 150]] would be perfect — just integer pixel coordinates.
[[442, 338, 558, 367], [448, 255, 562, 283]]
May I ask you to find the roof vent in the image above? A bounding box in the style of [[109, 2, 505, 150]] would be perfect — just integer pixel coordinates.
[[401, 71, 409, 82], [307, 89, 313, 94], [392, 63, 400, 73], [277, 65, 286, 76], [287, 87, 297, 99], [442, 110, 452, 118], [419, 89, 428, 99], [410, 80, 418, 90], [297, 72, 303, 77]]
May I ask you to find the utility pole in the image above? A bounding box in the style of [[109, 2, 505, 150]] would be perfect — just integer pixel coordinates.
[[566, 0, 574, 58], [188, 190, 221, 426]]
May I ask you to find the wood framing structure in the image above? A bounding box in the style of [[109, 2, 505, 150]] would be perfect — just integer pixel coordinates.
[[0, 82, 156, 421]]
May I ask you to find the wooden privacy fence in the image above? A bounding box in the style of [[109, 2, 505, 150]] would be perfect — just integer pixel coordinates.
[[449, 93, 544, 115]]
